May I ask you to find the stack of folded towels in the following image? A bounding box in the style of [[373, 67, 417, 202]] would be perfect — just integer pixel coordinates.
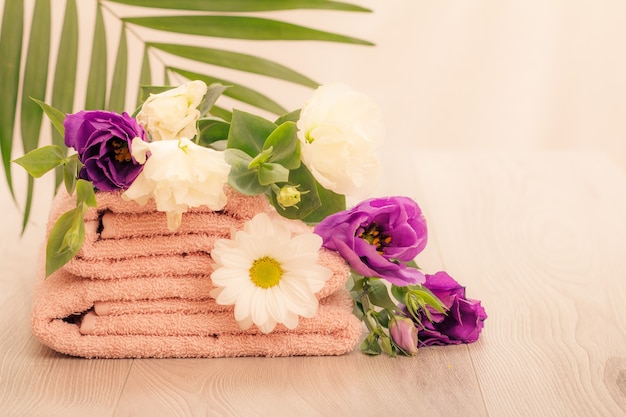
[[31, 188, 362, 358]]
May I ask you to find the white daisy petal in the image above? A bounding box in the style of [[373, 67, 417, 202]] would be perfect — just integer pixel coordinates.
[[282, 311, 299, 330], [250, 288, 269, 326]]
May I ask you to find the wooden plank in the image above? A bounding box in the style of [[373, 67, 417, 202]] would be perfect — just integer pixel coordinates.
[[410, 151, 626, 417], [114, 346, 486, 417]]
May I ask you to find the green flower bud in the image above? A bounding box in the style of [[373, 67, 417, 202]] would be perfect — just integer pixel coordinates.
[[276, 185, 303, 209]]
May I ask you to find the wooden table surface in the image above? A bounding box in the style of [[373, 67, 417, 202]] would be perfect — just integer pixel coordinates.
[[1, 151, 625, 417]]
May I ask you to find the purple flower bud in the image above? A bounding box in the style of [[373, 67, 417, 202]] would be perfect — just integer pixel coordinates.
[[389, 316, 419, 355], [417, 271, 487, 346]]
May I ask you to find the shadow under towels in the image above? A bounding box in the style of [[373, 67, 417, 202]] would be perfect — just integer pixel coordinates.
[[31, 188, 362, 358]]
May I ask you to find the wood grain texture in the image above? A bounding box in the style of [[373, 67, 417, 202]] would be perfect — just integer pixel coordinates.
[[113, 345, 485, 417], [0, 260, 134, 416], [403, 150, 626, 417], [2, 150, 625, 416]]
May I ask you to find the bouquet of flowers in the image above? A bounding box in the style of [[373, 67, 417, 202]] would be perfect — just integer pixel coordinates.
[[16, 80, 486, 357]]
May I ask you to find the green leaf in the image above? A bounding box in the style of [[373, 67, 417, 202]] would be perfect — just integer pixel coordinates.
[[85, 3, 107, 110], [350, 273, 366, 292], [136, 46, 152, 107], [302, 182, 346, 223], [125, 15, 373, 45], [168, 67, 287, 115], [197, 83, 230, 118], [376, 309, 391, 328], [107, 0, 372, 12], [406, 259, 420, 269], [258, 162, 290, 185], [263, 121, 300, 169], [45, 207, 85, 277], [76, 179, 97, 208], [12, 145, 66, 178], [360, 333, 382, 356], [51, 0, 78, 189], [248, 147, 273, 169], [366, 279, 399, 311], [62, 155, 79, 195], [224, 148, 267, 195], [390, 285, 409, 303], [227, 110, 276, 157], [380, 334, 396, 357], [197, 118, 230, 148], [409, 287, 446, 314], [30, 98, 66, 136], [0, 0, 24, 200], [108, 26, 128, 112], [275, 109, 301, 125], [149, 43, 318, 88]]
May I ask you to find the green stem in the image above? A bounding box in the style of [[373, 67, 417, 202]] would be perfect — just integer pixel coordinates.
[[360, 278, 377, 333]]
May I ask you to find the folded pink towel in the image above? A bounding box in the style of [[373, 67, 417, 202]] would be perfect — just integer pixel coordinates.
[[47, 186, 271, 229], [31, 266, 362, 358], [32, 189, 363, 358]]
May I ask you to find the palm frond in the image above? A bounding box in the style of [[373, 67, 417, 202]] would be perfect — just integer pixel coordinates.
[[107, 0, 372, 12]]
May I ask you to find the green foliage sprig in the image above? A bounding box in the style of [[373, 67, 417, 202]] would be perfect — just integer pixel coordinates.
[[350, 269, 447, 357]]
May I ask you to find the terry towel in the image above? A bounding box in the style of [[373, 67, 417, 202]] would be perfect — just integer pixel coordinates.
[[31, 188, 362, 358]]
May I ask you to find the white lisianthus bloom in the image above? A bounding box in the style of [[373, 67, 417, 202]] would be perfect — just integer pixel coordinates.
[[123, 137, 230, 230], [210, 213, 332, 334], [297, 83, 385, 200], [137, 80, 207, 141]]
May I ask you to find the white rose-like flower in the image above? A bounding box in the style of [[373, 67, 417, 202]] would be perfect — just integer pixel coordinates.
[[123, 137, 230, 230], [137, 80, 207, 141], [297, 83, 385, 199]]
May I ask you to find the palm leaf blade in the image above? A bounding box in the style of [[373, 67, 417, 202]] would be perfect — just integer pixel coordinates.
[[124, 15, 373, 45], [0, 0, 24, 199], [20, 0, 50, 153], [150, 43, 318, 88], [108, 26, 128, 112], [168, 67, 288, 115], [85, 3, 107, 110], [20, 0, 51, 231], [50, 0, 78, 189], [107, 0, 371, 12], [136, 46, 152, 107]]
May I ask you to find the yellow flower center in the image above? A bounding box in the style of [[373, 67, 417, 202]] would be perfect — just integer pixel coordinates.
[[249, 256, 283, 288]]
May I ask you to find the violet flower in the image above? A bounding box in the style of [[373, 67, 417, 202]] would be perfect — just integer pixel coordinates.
[[417, 271, 487, 346], [314, 196, 427, 286], [64, 110, 146, 191]]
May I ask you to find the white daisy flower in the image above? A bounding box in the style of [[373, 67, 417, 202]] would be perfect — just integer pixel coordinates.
[[210, 213, 332, 333]]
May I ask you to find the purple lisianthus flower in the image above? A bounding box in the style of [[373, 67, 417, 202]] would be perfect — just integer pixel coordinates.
[[64, 110, 147, 191], [417, 271, 487, 346], [314, 196, 427, 286]]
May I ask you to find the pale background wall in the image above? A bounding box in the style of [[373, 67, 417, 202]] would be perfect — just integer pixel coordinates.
[[3, 0, 626, 233]]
